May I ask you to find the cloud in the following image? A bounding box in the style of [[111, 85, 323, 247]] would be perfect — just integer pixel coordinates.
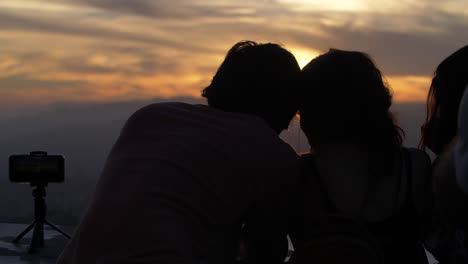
[[0, 74, 89, 107], [0, 0, 467, 108], [0, 74, 86, 90], [313, 12, 468, 76], [387, 75, 432, 102], [0, 10, 218, 54], [56, 0, 289, 19]]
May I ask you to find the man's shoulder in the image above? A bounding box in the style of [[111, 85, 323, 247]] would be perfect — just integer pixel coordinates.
[[254, 138, 301, 172], [129, 102, 255, 122], [132, 102, 199, 115], [122, 102, 276, 137], [125, 102, 204, 124]]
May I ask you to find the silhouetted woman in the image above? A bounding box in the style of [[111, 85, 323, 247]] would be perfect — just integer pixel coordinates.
[[420, 45, 468, 263], [294, 49, 432, 264], [420, 45, 468, 155]]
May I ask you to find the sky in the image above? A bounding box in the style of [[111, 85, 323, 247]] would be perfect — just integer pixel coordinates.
[[0, 0, 467, 110], [1, 0, 466, 225]]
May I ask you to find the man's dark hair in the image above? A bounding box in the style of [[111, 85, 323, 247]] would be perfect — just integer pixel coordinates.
[[202, 40, 301, 133]]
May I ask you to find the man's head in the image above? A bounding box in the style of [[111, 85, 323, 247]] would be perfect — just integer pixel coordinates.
[[202, 41, 301, 133]]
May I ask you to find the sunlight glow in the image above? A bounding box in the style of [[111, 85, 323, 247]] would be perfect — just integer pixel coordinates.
[[0, 0, 81, 12], [291, 48, 321, 69], [279, 0, 369, 12], [387, 76, 431, 102]]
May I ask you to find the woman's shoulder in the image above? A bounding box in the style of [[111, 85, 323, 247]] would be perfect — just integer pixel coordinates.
[[300, 152, 315, 160], [401, 147, 433, 215], [403, 147, 432, 168], [300, 152, 315, 171], [401, 147, 432, 186]]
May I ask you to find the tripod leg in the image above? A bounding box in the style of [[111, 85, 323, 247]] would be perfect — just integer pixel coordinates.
[[29, 220, 44, 253], [13, 222, 36, 243], [44, 220, 71, 239], [38, 221, 44, 247]]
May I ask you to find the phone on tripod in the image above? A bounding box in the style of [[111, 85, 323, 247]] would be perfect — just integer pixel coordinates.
[[8, 151, 70, 254], [9, 151, 64, 184]]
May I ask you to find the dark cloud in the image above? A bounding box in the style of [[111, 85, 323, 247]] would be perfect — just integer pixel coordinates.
[[317, 13, 468, 76], [61, 0, 290, 19], [60, 63, 116, 75], [109, 46, 182, 74], [79, 0, 161, 17], [0, 74, 86, 91], [0, 10, 219, 54], [272, 9, 468, 76], [59, 52, 179, 76]]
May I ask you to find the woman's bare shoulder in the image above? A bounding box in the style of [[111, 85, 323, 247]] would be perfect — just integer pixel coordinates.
[[406, 147, 432, 168], [405, 147, 433, 214]]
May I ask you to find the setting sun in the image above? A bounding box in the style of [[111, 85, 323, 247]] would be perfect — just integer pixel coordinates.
[[291, 47, 321, 69]]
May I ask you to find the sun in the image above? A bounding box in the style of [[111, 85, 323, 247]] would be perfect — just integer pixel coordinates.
[[291, 48, 321, 69]]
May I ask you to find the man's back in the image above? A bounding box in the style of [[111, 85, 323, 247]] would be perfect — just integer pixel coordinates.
[[58, 102, 300, 264]]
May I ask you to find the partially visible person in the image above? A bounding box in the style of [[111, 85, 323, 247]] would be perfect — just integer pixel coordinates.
[[294, 49, 432, 264], [419, 45, 468, 263], [420, 45, 468, 156], [57, 41, 302, 264], [455, 87, 468, 194]]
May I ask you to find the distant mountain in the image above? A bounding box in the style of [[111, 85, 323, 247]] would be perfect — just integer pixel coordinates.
[[0, 98, 426, 225], [392, 102, 427, 148]]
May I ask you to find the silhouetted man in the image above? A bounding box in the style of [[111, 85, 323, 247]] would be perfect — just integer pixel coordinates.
[[58, 41, 301, 264]]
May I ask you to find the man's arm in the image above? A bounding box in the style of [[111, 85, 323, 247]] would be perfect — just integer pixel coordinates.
[[243, 211, 289, 264], [243, 157, 301, 264]]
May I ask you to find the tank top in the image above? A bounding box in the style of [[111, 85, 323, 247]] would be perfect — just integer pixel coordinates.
[[301, 148, 428, 264]]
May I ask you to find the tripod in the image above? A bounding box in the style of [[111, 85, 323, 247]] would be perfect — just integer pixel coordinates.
[[13, 183, 71, 253]]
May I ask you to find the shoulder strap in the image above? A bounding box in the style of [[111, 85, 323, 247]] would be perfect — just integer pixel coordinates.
[[357, 171, 380, 219], [302, 154, 375, 218], [302, 151, 412, 220], [362, 148, 412, 217], [300, 154, 333, 212], [402, 148, 413, 208]]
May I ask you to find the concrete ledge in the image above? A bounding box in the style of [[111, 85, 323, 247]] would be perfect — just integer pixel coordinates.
[[0, 223, 73, 263]]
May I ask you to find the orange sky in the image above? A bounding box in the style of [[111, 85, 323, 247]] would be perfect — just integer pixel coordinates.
[[0, 0, 467, 108]]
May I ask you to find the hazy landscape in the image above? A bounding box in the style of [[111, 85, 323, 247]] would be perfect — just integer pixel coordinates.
[[0, 97, 426, 225]]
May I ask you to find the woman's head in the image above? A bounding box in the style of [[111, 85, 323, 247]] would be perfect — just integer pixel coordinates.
[[299, 49, 403, 150], [420, 45, 468, 154]]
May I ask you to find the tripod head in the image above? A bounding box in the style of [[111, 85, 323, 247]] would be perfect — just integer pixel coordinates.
[[31, 183, 47, 199]]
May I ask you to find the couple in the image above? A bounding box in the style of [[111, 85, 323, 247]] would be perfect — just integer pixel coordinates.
[[58, 41, 431, 264]]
